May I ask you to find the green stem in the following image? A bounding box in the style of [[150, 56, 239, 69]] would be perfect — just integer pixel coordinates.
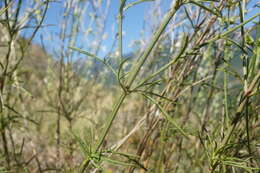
[[135, 11, 260, 91], [80, 93, 127, 173], [80, 2, 182, 172], [224, 66, 229, 119], [119, 0, 126, 61], [206, 13, 260, 44], [94, 93, 127, 152], [239, 0, 251, 155], [134, 36, 188, 90], [144, 94, 189, 138], [118, 0, 126, 82], [97, 0, 182, 149], [222, 72, 260, 146], [126, 0, 182, 88]]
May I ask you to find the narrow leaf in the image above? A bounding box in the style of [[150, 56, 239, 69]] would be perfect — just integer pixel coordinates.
[[69, 46, 117, 77], [124, 0, 154, 11], [143, 94, 190, 138]]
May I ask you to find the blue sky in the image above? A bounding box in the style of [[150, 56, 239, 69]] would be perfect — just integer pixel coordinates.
[[36, 0, 172, 56], [26, 0, 259, 58]]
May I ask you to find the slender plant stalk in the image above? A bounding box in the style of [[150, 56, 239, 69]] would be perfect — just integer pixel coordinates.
[[134, 13, 260, 91], [223, 55, 229, 133], [206, 13, 260, 44], [56, 0, 72, 164], [155, 121, 169, 172], [97, 0, 182, 150], [126, 0, 182, 88], [119, 0, 126, 61], [1, 0, 260, 172], [239, 0, 251, 156], [80, 1, 182, 172], [118, 0, 126, 83], [95, 94, 127, 151], [81, 3, 259, 172], [222, 72, 260, 146], [133, 36, 188, 90]]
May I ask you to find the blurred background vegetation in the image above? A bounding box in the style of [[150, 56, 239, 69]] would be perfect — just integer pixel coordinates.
[[0, 0, 259, 172]]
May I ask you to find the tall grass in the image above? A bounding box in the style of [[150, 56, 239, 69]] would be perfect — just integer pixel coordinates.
[[0, 0, 259, 172]]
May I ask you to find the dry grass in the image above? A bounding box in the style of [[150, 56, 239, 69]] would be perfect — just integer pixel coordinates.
[[0, 0, 259, 172]]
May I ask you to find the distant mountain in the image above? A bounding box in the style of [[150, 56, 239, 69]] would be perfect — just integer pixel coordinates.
[[0, 26, 54, 97]]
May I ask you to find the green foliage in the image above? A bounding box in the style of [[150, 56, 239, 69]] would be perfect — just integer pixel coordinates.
[[0, 0, 259, 172]]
